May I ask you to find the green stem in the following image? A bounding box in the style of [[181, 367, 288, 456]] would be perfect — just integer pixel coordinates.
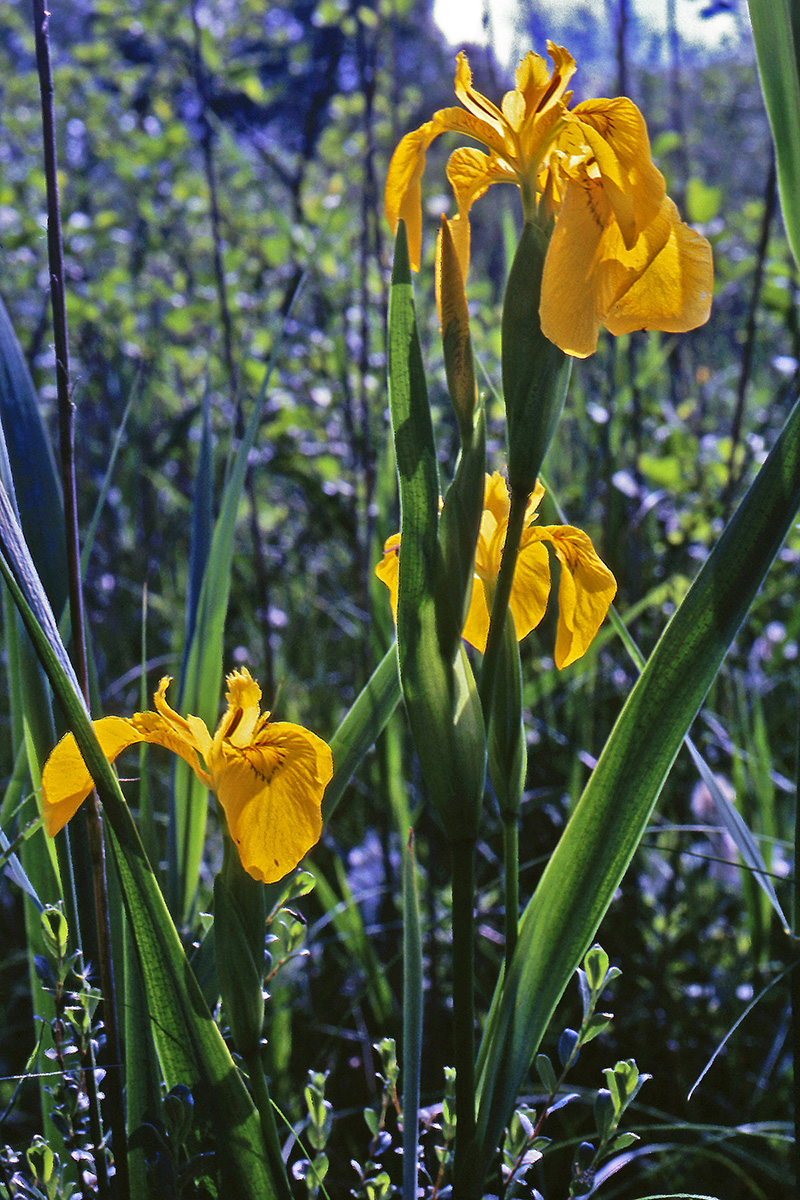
[[451, 836, 477, 1190], [502, 817, 519, 971], [480, 485, 529, 717], [244, 1049, 292, 1200]]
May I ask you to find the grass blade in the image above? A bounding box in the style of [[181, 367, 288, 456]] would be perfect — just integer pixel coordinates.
[[748, 0, 800, 266], [323, 642, 401, 822]]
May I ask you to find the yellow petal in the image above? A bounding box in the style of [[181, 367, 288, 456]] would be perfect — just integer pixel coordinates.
[[434, 107, 513, 161], [149, 676, 211, 754], [573, 98, 665, 247], [461, 576, 491, 652], [446, 147, 514, 225], [603, 199, 714, 336], [454, 51, 507, 139], [505, 46, 576, 131], [384, 121, 438, 272], [375, 533, 401, 620], [541, 178, 679, 357], [508, 536, 552, 641], [539, 173, 612, 357], [129, 710, 213, 786], [214, 724, 333, 884], [510, 50, 553, 121], [541, 526, 617, 668], [220, 668, 264, 746], [40, 716, 146, 837], [137, 676, 213, 777], [384, 107, 508, 272]]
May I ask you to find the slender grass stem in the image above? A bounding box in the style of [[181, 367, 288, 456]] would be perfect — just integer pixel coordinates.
[[30, 3, 126, 1193], [244, 1049, 293, 1200], [451, 836, 477, 1191], [479, 485, 529, 717]]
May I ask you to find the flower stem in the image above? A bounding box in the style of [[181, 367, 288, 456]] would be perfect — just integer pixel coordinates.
[[502, 816, 519, 970], [479, 485, 529, 718], [244, 1049, 293, 1200], [451, 836, 477, 1187]]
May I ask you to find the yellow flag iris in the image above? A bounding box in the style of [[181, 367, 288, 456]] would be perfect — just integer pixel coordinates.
[[385, 43, 713, 358], [376, 473, 616, 668], [40, 669, 333, 885]]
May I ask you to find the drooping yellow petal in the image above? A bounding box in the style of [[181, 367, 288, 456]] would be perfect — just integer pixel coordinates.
[[507, 536, 552, 642], [130, 710, 213, 786], [540, 173, 675, 357], [538, 526, 617, 668], [538, 177, 608, 356], [461, 579, 492, 651], [213, 724, 333, 884], [573, 98, 665, 248], [40, 716, 148, 837], [385, 42, 712, 355], [374, 474, 614, 665], [603, 198, 714, 336], [385, 106, 509, 271], [385, 120, 439, 272]]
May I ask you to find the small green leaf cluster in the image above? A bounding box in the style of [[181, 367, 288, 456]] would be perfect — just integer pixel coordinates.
[[30, 907, 103, 1184], [496, 945, 648, 1199], [292, 1070, 332, 1199], [264, 870, 317, 984], [351, 1039, 401, 1199], [0, 1136, 63, 1200], [568, 1054, 648, 1198], [0, 908, 109, 1197]]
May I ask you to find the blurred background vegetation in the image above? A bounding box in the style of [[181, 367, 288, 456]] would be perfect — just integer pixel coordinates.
[[0, 0, 797, 1195]]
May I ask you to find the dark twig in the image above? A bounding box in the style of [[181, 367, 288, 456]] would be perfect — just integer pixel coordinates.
[[30, 2, 127, 1194], [724, 152, 778, 512]]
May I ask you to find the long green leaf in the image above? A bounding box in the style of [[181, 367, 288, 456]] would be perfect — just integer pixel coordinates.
[[0, 294, 67, 614], [748, 0, 800, 267], [0, 481, 281, 1198], [472, 392, 800, 1188], [323, 642, 401, 822]]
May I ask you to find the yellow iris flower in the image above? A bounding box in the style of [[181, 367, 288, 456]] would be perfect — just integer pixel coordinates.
[[385, 43, 713, 358], [376, 473, 616, 668], [40, 668, 333, 885]]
